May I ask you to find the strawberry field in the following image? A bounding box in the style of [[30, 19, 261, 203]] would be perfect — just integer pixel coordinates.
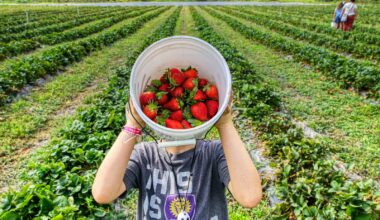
[[0, 3, 379, 219]]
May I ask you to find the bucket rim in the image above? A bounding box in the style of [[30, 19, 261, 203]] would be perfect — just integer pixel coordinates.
[[130, 35, 232, 134]]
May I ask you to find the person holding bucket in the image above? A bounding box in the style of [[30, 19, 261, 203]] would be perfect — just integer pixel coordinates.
[[92, 37, 262, 219]]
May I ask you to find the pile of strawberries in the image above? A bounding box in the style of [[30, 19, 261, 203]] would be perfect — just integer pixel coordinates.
[[139, 66, 219, 129]]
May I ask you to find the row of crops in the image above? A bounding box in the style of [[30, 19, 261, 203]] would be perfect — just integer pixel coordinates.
[[0, 7, 165, 104], [0, 4, 379, 219], [208, 6, 380, 98]]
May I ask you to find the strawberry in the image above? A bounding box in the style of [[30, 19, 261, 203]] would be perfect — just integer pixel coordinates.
[[140, 91, 155, 106], [159, 83, 170, 92], [182, 120, 192, 129], [164, 98, 181, 111], [169, 110, 183, 122], [184, 68, 198, 78], [170, 87, 184, 98], [166, 118, 183, 129], [168, 68, 185, 86], [198, 78, 208, 88], [190, 102, 208, 121], [156, 92, 168, 105], [143, 103, 158, 119], [206, 100, 219, 118], [204, 84, 218, 100], [182, 77, 198, 91], [193, 89, 207, 101]]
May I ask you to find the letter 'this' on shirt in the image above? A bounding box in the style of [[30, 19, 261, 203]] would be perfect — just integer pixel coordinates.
[[119, 140, 231, 220]]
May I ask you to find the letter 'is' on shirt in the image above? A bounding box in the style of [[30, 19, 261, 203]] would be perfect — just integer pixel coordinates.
[[119, 140, 231, 220]]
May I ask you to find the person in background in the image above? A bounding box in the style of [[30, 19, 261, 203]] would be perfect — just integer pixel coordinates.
[[333, 2, 344, 29], [341, 0, 358, 31]]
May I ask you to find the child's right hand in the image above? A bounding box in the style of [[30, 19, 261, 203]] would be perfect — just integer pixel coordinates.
[[125, 100, 145, 128]]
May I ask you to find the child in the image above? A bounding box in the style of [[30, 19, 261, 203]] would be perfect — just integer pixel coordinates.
[[92, 98, 262, 219], [333, 2, 344, 29]]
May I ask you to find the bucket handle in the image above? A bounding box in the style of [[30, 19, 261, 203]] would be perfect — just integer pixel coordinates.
[[158, 139, 196, 148]]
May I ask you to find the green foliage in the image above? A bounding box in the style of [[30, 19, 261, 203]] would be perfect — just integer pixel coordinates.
[[0, 7, 119, 35], [204, 7, 380, 99], [0, 7, 154, 60], [217, 7, 380, 61], [0, 7, 122, 42], [0, 7, 168, 105]]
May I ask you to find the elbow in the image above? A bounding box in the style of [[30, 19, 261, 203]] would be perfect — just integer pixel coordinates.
[[92, 187, 114, 204], [240, 189, 263, 208]]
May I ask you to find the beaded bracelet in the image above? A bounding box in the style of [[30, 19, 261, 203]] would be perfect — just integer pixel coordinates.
[[122, 125, 142, 136]]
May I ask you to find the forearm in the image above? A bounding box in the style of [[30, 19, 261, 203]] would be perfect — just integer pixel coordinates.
[[92, 124, 137, 203], [217, 121, 262, 207]]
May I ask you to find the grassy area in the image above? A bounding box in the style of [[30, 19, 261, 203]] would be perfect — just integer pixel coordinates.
[[197, 6, 380, 181]]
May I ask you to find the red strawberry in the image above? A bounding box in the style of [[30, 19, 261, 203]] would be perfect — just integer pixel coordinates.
[[204, 84, 218, 100], [198, 78, 208, 88], [170, 87, 184, 98], [184, 68, 198, 78], [143, 103, 158, 119], [190, 102, 208, 121], [193, 89, 207, 101], [156, 92, 168, 105], [169, 110, 183, 122], [166, 118, 183, 129], [206, 100, 219, 118], [159, 83, 170, 92], [182, 77, 198, 91], [182, 120, 192, 129], [140, 91, 155, 106], [168, 68, 185, 86], [164, 98, 181, 111]]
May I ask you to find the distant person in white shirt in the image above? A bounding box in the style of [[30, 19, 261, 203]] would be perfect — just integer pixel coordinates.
[[341, 0, 358, 31]]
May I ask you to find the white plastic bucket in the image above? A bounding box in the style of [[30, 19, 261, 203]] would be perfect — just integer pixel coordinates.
[[130, 36, 231, 148]]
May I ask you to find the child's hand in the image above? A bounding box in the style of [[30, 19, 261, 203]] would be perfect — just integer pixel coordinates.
[[125, 100, 145, 128], [215, 91, 233, 129]]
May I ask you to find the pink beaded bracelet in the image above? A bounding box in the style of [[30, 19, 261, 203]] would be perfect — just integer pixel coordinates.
[[122, 125, 142, 136]]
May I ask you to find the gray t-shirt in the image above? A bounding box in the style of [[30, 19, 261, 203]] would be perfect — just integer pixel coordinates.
[[120, 140, 230, 220]]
